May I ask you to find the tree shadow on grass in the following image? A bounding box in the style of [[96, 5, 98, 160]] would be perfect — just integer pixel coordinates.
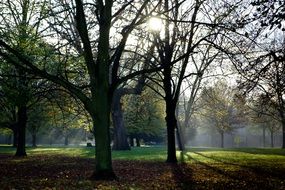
[[170, 153, 194, 189], [182, 151, 238, 180], [181, 151, 285, 190], [232, 148, 285, 156], [191, 151, 285, 181]]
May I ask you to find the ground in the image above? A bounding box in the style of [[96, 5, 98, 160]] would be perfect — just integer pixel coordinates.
[[0, 146, 285, 189]]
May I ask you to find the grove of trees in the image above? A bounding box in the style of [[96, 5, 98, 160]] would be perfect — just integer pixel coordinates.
[[0, 0, 284, 180]]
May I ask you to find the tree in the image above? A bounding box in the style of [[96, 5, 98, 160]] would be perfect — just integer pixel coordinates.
[[0, 128, 13, 145], [212, 1, 285, 148], [250, 94, 282, 148], [111, 44, 154, 150], [27, 104, 47, 147], [199, 81, 246, 148], [0, 0, 54, 156], [0, 79, 18, 147], [147, 0, 243, 162], [176, 42, 220, 150], [0, 0, 161, 178], [235, 34, 285, 148], [124, 89, 165, 146], [48, 92, 88, 146]]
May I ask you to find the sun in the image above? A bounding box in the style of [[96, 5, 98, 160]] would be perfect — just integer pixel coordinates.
[[148, 17, 163, 32]]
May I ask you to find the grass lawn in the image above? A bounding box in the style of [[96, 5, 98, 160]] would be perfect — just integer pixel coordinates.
[[0, 146, 285, 189]]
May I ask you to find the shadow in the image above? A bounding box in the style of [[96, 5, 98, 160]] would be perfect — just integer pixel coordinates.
[[187, 147, 285, 156], [171, 156, 194, 190], [232, 148, 285, 156], [184, 151, 239, 180], [191, 151, 285, 181], [180, 151, 285, 190]]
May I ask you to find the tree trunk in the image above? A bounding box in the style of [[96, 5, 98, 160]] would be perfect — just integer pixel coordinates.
[[220, 132, 224, 148], [75, 0, 114, 179], [262, 125, 266, 148], [282, 116, 285, 149], [111, 93, 130, 150], [15, 105, 27, 156], [32, 133, 37, 147], [165, 101, 178, 163], [209, 134, 213, 147], [6, 134, 12, 145], [49, 137, 53, 146], [64, 135, 69, 146], [135, 137, 140, 147], [90, 89, 115, 179], [270, 131, 274, 148], [130, 136, 134, 147]]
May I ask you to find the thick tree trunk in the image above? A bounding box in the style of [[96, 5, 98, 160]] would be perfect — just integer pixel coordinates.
[[75, 0, 114, 179], [15, 105, 27, 156], [220, 132, 224, 148], [165, 101, 178, 163], [32, 133, 37, 147], [91, 89, 115, 179], [111, 93, 130, 150]]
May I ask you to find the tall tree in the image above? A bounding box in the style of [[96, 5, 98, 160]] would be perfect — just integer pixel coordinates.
[[148, 0, 242, 162], [235, 35, 285, 148], [0, 0, 57, 156], [176, 43, 220, 150], [0, 0, 161, 178]]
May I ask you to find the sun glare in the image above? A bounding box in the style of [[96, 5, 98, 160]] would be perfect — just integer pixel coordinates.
[[148, 17, 163, 32]]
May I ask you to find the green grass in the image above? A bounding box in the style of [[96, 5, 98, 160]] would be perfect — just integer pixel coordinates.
[[181, 148, 285, 171], [1, 145, 285, 165], [0, 145, 168, 160], [1, 145, 285, 189]]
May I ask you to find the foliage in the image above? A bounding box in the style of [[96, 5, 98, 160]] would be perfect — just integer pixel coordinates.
[[251, 0, 285, 30], [44, 91, 90, 144], [249, 94, 282, 136], [0, 128, 12, 136], [123, 89, 165, 143], [0, 0, 167, 175], [235, 33, 285, 147], [199, 81, 247, 135]]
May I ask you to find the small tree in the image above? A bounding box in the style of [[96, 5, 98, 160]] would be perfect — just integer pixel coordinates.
[[250, 94, 282, 148], [199, 81, 246, 148]]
